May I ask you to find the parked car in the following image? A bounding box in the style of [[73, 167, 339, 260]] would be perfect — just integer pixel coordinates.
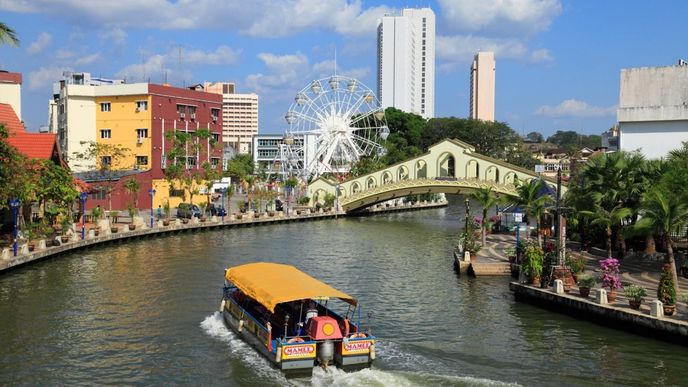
[[206, 203, 227, 216], [177, 203, 201, 218]]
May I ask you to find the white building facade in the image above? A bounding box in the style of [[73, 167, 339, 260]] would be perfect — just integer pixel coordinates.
[[204, 82, 258, 155], [377, 7, 435, 118], [469, 51, 495, 121], [618, 62, 688, 159]]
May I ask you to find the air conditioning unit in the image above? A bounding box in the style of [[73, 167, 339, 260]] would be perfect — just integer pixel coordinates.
[[137, 137, 144, 144], [190, 113, 196, 120], [180, 112, 186, 119]]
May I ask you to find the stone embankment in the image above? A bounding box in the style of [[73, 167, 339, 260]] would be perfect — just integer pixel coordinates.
[[0, 200, 447, 274], [510, 281, 688, 346]]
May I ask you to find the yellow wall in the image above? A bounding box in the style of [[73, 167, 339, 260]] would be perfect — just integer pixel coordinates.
[[152, 179, 212, 210], [95, 94, 152, 170]]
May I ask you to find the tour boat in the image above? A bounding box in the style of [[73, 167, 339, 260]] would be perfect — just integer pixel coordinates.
[[219, 262, 376, 375]]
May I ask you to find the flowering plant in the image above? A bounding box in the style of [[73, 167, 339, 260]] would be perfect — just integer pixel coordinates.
[[600, 257, 622, 291]]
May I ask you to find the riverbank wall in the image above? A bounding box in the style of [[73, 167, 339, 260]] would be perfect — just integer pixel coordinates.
[[0, 200, 447, 274], [510, 282, 688, 346]]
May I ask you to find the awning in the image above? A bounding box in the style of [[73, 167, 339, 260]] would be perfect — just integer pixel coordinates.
[[225, 262, 357, 313]]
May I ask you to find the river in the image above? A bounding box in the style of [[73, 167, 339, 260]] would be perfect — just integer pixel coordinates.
[[1, 197, 687, 386]]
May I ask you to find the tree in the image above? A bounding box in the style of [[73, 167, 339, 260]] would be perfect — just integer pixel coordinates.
[[635, 187, 688, 295], [526, 131, 544, 143], [72, 141, 131, 211], [515, 179, 551, 247], [0, 124, 30, 211], [583, 203, 632, 258], [123, 178, 140, 208], [0, 22, 19, 46], [471, 186, 502, 247], [226, 154, 254, 182]]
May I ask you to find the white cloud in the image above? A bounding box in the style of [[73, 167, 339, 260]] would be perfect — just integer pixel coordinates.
[[535, 99, 616, 118], [529, 48, 553, 63], [74, 53, 101, 66], [27, 66, 72, 91], [182, 46, 241, 65], [437, 34, 528, 62], [438, 0, 562, 37], [1, 0, 393, 38], [99, 27, 127, 47], [26, 32, 52, 55]]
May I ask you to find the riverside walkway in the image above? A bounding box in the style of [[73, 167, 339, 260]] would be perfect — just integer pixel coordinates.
[[0, 200, 447, 274]]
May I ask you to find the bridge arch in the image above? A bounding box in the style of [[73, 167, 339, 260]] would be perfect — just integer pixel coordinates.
[[351, 181, 362, 194], [398, 165, 409, 181], [504, 171, 517, 185], [382, 171, 393, 185], [466, 159, 479, 179], [486, 166, 500, 183], [437, 152, 456, 178], [366, 176, 377, 189], [415, 160, 427, 179]]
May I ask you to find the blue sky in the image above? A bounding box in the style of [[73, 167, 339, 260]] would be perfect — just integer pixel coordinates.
[[1, 0, 686, 137]]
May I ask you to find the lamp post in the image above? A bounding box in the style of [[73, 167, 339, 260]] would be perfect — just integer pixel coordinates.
[[148, 189, 156, 228], [220, 187, 226, 222], [464, 197, 470, 233], [555, 161, 563, 267], [80, 192, 88, 240], [9, 199, 20, 256], [335, 184, 340, 218]]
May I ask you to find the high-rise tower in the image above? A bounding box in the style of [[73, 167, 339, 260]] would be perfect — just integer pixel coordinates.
[[469, 51, 495, 121], [377, 7, 435, 118]]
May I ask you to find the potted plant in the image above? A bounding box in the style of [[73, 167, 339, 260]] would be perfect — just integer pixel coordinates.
[[60, 215, 71, 243], [577, 275, 596, 298], [521, 241, 544, 285], [162, 200, 171, 226], [198, 201, 208, 222], [657, 263, 677, 315], [109, 211, 119, 233], [565, 253, 586, 282], [91, 206, 102, 223], [624, 284, 647, 310], [505, 247, 517, 263], [458, 231, 482, 261], [600, 257, 622, 303], [127, 204, 137, 230]]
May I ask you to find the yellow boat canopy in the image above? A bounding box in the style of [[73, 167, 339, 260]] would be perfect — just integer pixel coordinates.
[[225, 262, 357, 313]]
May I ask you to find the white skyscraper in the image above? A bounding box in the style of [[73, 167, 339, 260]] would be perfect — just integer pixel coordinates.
[[377, 7, 435, 118], [469, 51, 495, 121]]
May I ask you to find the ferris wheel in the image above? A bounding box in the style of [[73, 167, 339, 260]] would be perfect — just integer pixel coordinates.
[[280, 75, 389, 180]]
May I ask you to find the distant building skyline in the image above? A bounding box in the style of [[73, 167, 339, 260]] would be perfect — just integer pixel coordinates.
[[202, 82, 259, 155], [377, 7, 435, 118], [469, 51, 495, 121]]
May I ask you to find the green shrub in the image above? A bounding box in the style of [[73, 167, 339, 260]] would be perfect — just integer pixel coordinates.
[[657, 264, 677, 305], [577, 275, 596, 288], [521, 241, 544, 279], [624, 284, 647, 302]]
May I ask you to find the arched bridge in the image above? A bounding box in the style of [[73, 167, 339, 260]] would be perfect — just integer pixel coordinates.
[[307, 139, 564, 213]]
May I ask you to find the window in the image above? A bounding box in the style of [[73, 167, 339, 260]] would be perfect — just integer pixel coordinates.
[[212, 133, 220, 142], [211, 108, 220, 122], [211, 157, 220, 167], [136, 100, 148, 111], [90, 188, 106, 200], [100, 102, 111, 112], [136, 128, 148, 138], [187, 156, 197, 168], [177, 104, 186, 118], [169, 188, 184, 197], [188, 106, 197, 120], [100, 129, 111, 139], [136, 155, 148, 166], [101, 155, 112, 167]]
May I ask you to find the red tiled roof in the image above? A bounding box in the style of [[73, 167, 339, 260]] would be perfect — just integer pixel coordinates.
[[0, 71, 22, 84], [6, 132, 58, 160], [0, 102, 25, 134]]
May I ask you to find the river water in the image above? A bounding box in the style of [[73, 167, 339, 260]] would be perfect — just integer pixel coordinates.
[[1, 198, 687, 386]]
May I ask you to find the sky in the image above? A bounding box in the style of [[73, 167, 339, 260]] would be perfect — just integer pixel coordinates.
[[1, 0, 687, 138]]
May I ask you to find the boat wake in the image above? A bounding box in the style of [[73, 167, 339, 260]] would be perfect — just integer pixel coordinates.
[[200, 312, 287, 383], [202, 312, 518, 386]]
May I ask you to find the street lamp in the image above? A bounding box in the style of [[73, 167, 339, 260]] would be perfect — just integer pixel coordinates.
[[464, 197, 470, 233], [148, 188, 156, 228], [335, 184, 340, 218], [80, 192, 88, 240], [9, 199, 20, 256], [220, 187, 226, 222]]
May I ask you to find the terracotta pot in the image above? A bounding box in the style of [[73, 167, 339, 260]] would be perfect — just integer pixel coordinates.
[[163, 220, 170, 226], [182, 219, 189, 224], [470, 252, 477, 262], [129, 224, 136, 231], [61, 235, 70, 243], [200, 217, 207, 223], [530, 276, 541, 286], [607, 290, 617, 303], [579, 287, 590, 298], [663, 304, 676, 316], [111, 227, 118, 233], [629, 300, 641, 310], [28, 244, 35, 252]]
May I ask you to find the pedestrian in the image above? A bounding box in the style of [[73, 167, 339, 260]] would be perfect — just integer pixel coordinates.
[[157, 205, 162, 220]]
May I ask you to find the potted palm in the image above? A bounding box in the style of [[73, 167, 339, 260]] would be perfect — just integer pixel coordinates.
[[657, 263, 677, 315], [577, 275, 596, 298], [127, 204, 137, 230], [458, 230, 482, 261], [624, 284, 647, 310], [109, 211, 119, 233], [162, 201, 171, 226], [198, 201, 208, 222], [521, 242, 544, 285], [60, 216, 71, 243]]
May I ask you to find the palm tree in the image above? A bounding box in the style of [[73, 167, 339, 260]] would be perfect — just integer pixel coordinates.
[[471, 186, 502, 246], [515, 179, 551, 246], [582, 203, 632, 258], [636, 187, 688, 294], [0, 22, 19, 46], [123, 178, 140, 208]]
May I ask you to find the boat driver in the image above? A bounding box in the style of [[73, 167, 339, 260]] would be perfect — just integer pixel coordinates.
[[305, 301, 318, 325]]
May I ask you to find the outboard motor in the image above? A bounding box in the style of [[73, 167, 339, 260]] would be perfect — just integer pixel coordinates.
[[317, 340, 334, 367]]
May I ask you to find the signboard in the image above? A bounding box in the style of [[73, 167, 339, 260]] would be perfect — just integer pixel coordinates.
[[281, 343, 316, 360], [342, 339, 373, 356], [514, 213, 523, 223], [534, 165, 545, 173]]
